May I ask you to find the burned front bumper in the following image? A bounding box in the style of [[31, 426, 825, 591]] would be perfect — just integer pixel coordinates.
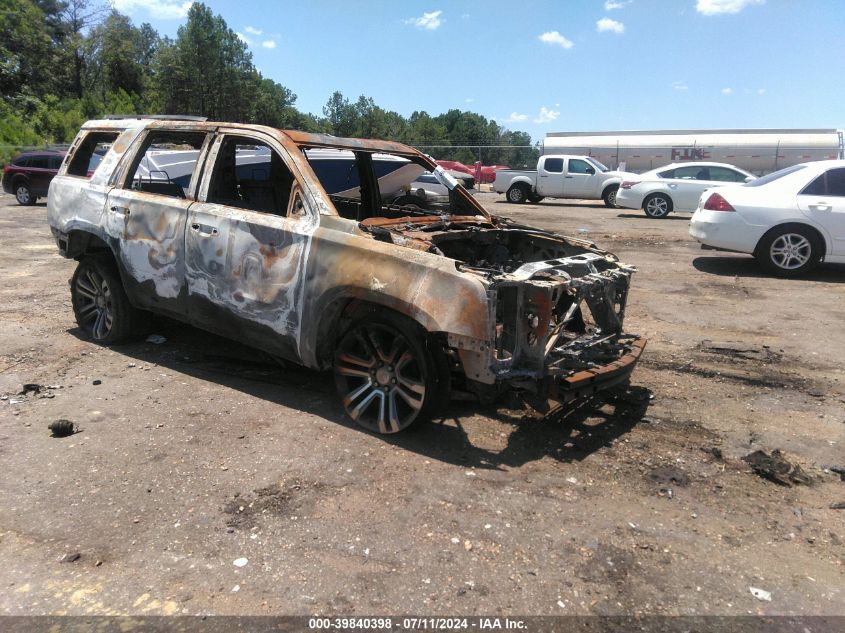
[[453, 253, 646, 407]]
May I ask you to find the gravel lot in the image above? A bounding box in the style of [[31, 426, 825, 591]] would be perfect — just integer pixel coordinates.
[[1, 191, 843, 617]]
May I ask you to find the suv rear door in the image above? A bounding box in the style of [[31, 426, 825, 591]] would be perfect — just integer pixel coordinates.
[[105, 129, 213, 312], [185, 129, 318, 361]]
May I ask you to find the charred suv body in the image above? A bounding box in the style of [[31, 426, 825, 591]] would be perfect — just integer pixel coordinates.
[[48, 117, 645, 434]]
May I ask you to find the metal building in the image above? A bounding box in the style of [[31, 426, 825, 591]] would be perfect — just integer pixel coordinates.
[[542, 129, 844, 174]]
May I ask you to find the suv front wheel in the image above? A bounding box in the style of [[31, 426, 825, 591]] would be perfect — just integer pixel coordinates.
[[71, 255, 143, 344], [333, 313, 447, 434], [15, 182, 35, 205]]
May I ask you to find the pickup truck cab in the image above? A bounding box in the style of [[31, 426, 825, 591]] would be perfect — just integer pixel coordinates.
[[47, 117, 644, 434], [493, 155, 630, 207]]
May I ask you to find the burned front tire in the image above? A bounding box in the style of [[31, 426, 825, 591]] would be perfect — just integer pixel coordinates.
[[71, 254, 142, 344], [333, 313, 445, 434]]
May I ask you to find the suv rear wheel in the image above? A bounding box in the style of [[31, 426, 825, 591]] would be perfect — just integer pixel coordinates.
[[15, 182, 34, 205], [71, 255, 143, 344], [333, 312, 446, 434]]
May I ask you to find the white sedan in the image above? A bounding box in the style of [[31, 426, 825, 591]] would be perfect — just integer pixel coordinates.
[[689, 160, 845, 276], [616, 162, 755, 218]]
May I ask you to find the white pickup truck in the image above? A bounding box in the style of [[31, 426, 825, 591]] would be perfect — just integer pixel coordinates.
[[493, 155, 629, 207]]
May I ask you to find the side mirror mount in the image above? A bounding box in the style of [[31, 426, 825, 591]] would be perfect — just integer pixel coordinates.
[[744, 176, 755, 183], [585, 166, 595, 175]]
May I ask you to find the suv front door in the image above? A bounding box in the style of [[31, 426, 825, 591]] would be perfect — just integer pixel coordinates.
[[186, 130, 318, 361]]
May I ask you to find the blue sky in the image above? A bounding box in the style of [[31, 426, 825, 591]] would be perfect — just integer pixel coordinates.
[[113, 0, 845, 142]]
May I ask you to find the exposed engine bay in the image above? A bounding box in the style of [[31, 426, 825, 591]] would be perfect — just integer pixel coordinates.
[[359, 213, 644, 404]]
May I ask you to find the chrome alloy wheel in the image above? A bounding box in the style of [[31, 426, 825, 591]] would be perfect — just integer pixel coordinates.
[[334, 323, 427, 434], [769, 233, 812, 270], [74, 268, 115, 340], [645, 196, 669, 217], [15, 185, 31, 205]]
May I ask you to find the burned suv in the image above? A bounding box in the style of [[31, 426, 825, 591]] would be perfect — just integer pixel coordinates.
[[48, 116, 645, 434]]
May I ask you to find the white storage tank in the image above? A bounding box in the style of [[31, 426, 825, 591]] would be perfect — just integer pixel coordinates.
[[542, 129, 844, 175]]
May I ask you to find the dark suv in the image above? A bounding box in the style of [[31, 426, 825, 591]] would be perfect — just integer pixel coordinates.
[[2, 150, 65, 205]]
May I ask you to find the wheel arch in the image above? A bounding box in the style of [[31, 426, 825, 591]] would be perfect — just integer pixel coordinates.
[[753, 221, 828, 260], [601, 182, 620, 199], [306, 290, 445, 369]]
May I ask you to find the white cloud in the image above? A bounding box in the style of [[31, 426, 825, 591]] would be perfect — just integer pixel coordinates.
[[757, 88, 766, 94], [672, 81, 689, 91], [465, 98, 474, 103], [112, 0, 192, 19], [721, 87, 733, 95], [597, 18, 625, 33], [505, 112, 529, 123], [604, 0, 632, 9], [696, 0, 764, 16], [539, 31, 574, 49], [261, 40, 277, 49], [534, 107, 560, 124], [405, 10, 443, 30], [244, 26, 263, 36], [236, 32, 251, 45]]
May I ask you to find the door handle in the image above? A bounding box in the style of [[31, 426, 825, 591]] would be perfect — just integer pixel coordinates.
[[110, 205, 130, 215], [565, 176, 574, 179], [191, 222, 218, 236], [539, 174, 548, 177], [810, 202, 832, 211]]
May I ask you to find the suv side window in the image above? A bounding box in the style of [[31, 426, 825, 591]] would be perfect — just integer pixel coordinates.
[[802, 168, 845, 197], [543, 158, 563, 173], [568, 159, 593, 174], [48, 155, 63, 169], [29, 156, 49, 169], [125, 131, 209, 199], [208, 136, 296, 216], [67, 131, 120, 178], [12, 156, 30, 167]]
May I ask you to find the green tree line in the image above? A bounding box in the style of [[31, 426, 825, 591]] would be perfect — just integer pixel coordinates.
[[0, 0, 538, 167]]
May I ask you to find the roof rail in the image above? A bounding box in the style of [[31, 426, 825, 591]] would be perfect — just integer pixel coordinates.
[[102, 114, 208, 122]]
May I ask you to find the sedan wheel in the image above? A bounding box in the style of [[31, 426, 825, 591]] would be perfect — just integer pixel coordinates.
[[15, 183, 33, 205], [644, 194, 672, 218], [333, 319, 433, 434], [755, 225, 821, 277], [769, 233, 812, 270]]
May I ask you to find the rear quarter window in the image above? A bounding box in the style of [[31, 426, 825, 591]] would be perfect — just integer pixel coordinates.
[[66, 131, 120, 178], [12, 156, 31, 167]]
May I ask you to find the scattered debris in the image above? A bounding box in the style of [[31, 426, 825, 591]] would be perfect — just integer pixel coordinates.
[[19, 383, 43, 395], [743, 449, 813, 487], [749, 586, 772, 602], [830, 502, 845, 510], [464, 540, 473, 551], [59, 552, 81, 563], [48, 419, 77, 437], [92, 379, 101, 386], [700, 340, 778, 362], [648, 466, 690, 487], [145, 334, 167, 345], [701, 446, 724, 460], [822, 465, 845, 482], [233, 557, 248, 567]]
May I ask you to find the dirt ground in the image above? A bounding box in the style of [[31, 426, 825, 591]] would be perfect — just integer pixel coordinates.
[[1, 191, 843, 617]]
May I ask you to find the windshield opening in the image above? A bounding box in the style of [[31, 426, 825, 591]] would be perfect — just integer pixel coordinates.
[[302, 148, 484, 221]]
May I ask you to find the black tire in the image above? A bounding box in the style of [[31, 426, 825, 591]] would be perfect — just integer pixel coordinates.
[[333, 312, 448, 434], [527, 194, 544, 204], [506, 184, 529, 204], [754, 224, 822, 277], [643, 193, 672, 218], [602, 185, 619, 208], [71, 254, 143, 344], [14, 181, 34, 205]]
